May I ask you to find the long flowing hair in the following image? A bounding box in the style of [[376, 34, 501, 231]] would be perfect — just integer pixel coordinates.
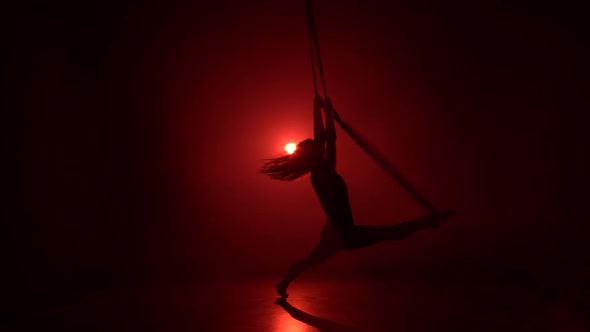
[[261, 139, 316, 181]]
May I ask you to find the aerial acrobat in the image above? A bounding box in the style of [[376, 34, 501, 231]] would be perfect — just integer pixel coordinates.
[[261, 0, 455, 298], [261, 95, 454, 298]]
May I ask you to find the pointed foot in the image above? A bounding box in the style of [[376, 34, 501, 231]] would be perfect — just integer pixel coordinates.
[[276, 281, 289, 298], [431, 210, 456, 228]]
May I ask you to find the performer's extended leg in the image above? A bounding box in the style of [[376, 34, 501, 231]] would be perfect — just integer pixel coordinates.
[[346, 211, 453, 250]]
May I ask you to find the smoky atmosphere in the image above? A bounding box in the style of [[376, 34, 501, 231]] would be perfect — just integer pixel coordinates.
[[4, 0, 589, 330]]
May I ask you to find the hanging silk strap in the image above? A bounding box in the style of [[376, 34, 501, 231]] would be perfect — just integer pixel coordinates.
[[304, 0, 437, 214], [330, 107, 437, 214], [304, 0, 328, 97]]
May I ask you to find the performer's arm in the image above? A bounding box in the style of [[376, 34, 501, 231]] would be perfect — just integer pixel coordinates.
[[324, 97, 336, 169], [313, 95, 326, 150]]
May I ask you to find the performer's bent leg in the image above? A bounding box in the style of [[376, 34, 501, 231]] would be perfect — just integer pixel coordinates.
[[276, 243, 337, 297]]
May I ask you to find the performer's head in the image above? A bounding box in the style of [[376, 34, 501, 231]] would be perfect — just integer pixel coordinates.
[[261, 139, 323, 181]]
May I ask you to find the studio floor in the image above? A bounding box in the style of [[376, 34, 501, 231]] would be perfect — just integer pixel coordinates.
[[4, 277, 589, 331]]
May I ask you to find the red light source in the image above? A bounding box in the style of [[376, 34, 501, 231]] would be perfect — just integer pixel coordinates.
[[285, 143, 296, 154]]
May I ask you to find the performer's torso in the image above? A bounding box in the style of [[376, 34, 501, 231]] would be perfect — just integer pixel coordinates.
[[311, 165, 354, 227]]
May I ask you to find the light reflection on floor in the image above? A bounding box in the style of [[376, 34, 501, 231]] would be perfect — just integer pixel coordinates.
[[5, 277, 589, 331], [273, 310, 317, 332]]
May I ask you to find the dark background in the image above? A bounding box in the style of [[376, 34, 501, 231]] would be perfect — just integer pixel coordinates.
[[4, 0, 589, 314]]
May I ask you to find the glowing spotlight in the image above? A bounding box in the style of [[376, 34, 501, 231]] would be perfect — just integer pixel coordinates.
[[285, 143, 296, 154]]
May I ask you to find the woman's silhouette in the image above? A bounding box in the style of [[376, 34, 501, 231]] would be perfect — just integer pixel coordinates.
[[262, 96, 454, 298]]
